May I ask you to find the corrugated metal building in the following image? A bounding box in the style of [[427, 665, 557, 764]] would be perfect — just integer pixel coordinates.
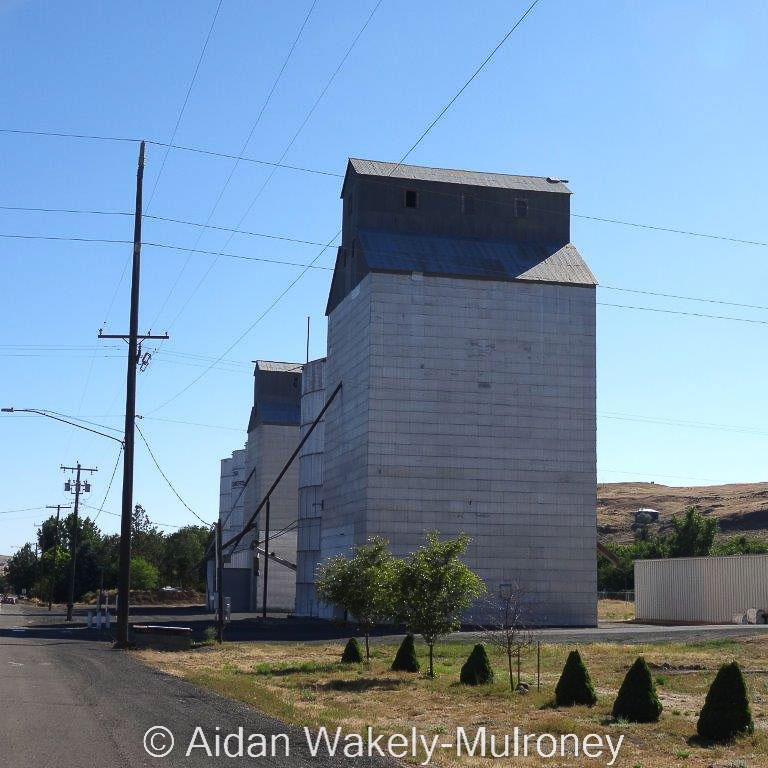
[[635, 554, 768, 623]]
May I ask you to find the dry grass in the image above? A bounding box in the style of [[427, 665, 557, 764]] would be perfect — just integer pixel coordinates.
[[598, 481, 768, 545], [598, 599, 635, 622], [136, 635, 768, 767]]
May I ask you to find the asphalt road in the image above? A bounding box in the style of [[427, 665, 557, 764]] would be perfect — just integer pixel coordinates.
[[17, 601, 768, 645], [0, 603, 396, 768]]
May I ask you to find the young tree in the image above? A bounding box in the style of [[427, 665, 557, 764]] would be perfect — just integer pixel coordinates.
[[391, 633, 420, 673], [697, 661, 754, 742], [392, 533, 484, 677], [473, 584, 535, 691], [555, 649, 598, 707], [315, 537, 396, 660], [612, 657, 663, 722], [341, 637, 364, 663], [459, 643, 494, 685]]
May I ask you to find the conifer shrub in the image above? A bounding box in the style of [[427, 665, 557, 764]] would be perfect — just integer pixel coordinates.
[[612, 657, 663, 722], [391, 633, 420, 672], [460, 643, 494, 685], [554, 649, 597, 706], [696, 661, 754, 742], [341, 637, 363, 663]]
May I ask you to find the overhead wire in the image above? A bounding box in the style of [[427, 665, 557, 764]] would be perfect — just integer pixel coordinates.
[[91, 444, 124, 524], [148, 0, 320, 331], [158, 0, 382, 335], [143, 0, 224, 213], [144, 0, 542, 414], [134, 421, 210, 525]]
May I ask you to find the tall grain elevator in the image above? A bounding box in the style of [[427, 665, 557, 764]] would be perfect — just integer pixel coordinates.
[[315, 158, 598, 626]]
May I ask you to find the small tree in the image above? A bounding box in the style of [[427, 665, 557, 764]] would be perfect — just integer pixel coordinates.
[[341, 637, 363, 663], [697, 661, 754, 742], [473, 584, 534, 691], [315, 537, 396, 660], [391, 634, 420, 672], [460, 644, 494, 685], [612, 657, 662, 722], [130, 557, 159, 590], [392, 532, 484, 677], [555, 650, 597, 707]]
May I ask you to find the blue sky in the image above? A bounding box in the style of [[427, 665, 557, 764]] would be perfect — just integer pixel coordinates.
[[1, 0, 767, 553]]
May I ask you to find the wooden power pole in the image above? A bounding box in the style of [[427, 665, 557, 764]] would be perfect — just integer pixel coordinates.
[[61, 463, 97, 622], [99, 140, 168, 647]]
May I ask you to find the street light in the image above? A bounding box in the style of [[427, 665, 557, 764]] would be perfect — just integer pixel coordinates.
[[1, 407, 124, 445], [2, 407, 124, 621]]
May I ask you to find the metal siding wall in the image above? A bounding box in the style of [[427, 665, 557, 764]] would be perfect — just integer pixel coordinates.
[[295, 358, 326, 617], [635, 555, 768, 622]]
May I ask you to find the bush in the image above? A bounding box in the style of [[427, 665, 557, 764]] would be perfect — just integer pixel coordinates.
[[391, 634, 420, 673], [460, 644, 494, 685], [555, 650, 597, 706], [612, 657, 662, 722], [341, 637, 363, 663], [697, 661, 754, 742]]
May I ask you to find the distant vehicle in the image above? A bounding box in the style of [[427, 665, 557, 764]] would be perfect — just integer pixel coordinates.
[[2, 595, 17, 604]]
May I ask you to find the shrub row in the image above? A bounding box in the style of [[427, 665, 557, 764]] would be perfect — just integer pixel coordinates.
[[340, 638, 754, 743]]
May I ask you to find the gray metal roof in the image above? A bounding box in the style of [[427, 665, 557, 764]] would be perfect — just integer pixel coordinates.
[[254, 360, 303, 373], [357, 229, 597, 286], [347, 158, 571, 194]]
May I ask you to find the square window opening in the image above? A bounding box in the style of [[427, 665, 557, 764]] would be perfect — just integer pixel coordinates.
[[404, 189, 419, 209]]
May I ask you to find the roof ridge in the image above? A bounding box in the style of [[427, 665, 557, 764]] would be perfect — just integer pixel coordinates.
[[348, 157, 564, 184]]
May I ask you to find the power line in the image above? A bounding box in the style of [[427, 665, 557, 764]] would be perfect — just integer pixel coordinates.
[[80, 502, 187, 529], [597, 302, 768, 326], [395, 0, 541, 170], [148, 0, 319, 330], [134, 421, 210, 525], [0, 506, 47, 515], [145, 0, 539, 413], [0, 127, 141, 143], [143, 0, 224, 213], [4, 197, 768, 258], [4, 124, 768, 250], [91, 444, 124, 524], [600, 285, 768, 312], [159, 0, 381, 335]]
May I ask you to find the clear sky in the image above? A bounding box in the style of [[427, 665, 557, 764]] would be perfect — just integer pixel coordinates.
[[1, 0, 767, 554]]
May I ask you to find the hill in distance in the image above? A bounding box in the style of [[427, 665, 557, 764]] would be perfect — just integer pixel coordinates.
[[598, 482, 768, 545]]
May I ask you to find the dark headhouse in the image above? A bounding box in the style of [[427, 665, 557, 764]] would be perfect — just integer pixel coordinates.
[[326, 158, 595, 313]]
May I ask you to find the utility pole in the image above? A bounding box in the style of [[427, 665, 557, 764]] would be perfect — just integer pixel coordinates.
[[45, 504, 70, 611], [216, 522, 224, 643], [61, 463, 97, 622], [262, 496, 270, 619], [98, 140, 168, 648]]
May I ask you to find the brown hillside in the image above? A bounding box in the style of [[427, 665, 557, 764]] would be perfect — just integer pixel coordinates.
[[597, 482, 768, 544]]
